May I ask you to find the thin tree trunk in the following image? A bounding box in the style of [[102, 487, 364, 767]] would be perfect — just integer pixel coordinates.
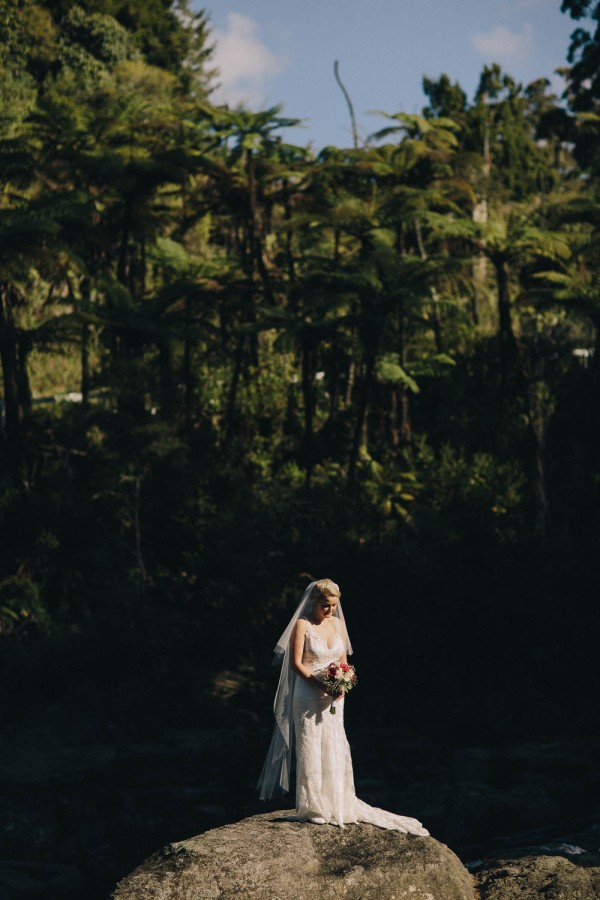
[[344, 360, 356, 408], [415, 218, 443, 352], [348, 352, 376, 485], [301, 335, 314, 486], [246, 148, 272, 328], [390, 386, 400, 449], [118, 198, 131, 286], [334, 61, 359, 149], [284, 180, 295, 284], [400, 386, 413, 450], [158, 339, 175, 419], [16, 332, 32, 418], [139, 235, 147, 299], [80, 278, 91, 408], [225, 337, 244, 441], [472, 99, 492, 327], [525, 377, 550, 541], [81, 321, 91, 409], [397, 296, 413, 451], [0, 283, 22, 459], [493, 256, 517, 392], [327, 342, 340, 422]]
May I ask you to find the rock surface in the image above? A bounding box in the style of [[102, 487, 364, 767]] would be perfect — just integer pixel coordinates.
[[112, 809, 475, 900], [475, 854, 600, 899], [472, 824, 600, 899]]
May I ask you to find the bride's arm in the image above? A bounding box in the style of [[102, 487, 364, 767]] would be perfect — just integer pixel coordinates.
[[290, 620, 323, 687]]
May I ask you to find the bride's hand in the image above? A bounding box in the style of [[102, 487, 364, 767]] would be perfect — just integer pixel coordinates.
[[311, 676, 333, 696], [326, 686, 344, 699]]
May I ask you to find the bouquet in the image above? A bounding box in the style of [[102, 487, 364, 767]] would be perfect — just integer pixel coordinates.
[[318, 661, 358, 714]]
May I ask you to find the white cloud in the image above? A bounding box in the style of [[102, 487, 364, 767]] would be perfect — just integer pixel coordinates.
[[472, 23, 534, 64], [212, 13, 283, 107]]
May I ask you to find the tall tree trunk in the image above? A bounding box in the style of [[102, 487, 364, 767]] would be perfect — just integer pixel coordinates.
[[284, 180, 295, 284], [492, 256, 517, 392], [301, 335, 314, 486], [225, 337, 244, 441], [81, 320, 91, 409], [390, 387, 400, 449], [327, 341, 340, 423], [415, 218, 443, 352], [525, 377, 551, 541], [16, 332, 32, 418], [347, 351, 376, 485], [80, 278, 91, 409], [245, 149, 272, 365], [118, 197, 132, 287], [400, 387, 413, 449], [344, 360, 356, 408], [334, 61, 359, 149], [398, 296, 413, 452], [158, 339, 175, 419], [0, 283, 22, 460], [139, 235, 147, 299], [334, 229, 340, 264]]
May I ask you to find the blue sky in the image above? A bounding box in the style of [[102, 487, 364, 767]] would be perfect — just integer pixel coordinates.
[[192, 0, 576, 150]]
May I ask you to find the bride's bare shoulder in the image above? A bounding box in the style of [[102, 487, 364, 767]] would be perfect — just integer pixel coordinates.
[[293, 617, 309, 636]]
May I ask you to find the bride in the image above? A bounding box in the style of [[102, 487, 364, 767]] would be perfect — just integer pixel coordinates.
[[258, 578, 429, 834]]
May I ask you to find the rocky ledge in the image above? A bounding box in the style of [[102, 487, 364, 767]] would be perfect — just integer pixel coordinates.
[[112, 812, 600, 900], [112, 809, 474, 900]]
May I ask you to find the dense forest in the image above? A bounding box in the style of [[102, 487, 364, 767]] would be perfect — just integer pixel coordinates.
[[1, 0, 600, 744]]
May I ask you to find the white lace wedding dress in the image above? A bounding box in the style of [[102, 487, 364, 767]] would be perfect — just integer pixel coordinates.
[[292, 617, 429, 834]]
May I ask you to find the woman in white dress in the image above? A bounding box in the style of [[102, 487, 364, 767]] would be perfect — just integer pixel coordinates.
[[258, 578, 429, 834]]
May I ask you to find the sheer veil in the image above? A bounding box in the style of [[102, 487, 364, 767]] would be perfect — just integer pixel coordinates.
[[257, 580, 353, 800]]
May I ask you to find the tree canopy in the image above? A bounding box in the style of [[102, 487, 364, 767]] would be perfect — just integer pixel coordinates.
[[1, 0, 599, 751]]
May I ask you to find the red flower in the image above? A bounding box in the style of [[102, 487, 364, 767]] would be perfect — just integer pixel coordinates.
[[340, 663, 350, 672]]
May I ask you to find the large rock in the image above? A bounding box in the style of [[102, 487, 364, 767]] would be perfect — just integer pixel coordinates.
[[112, 809, 475, 900], [474, 854, 600, 899], [473, 826, 600, 899]]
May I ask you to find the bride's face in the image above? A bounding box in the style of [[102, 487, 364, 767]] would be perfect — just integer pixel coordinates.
[[314, 595, 339, 622]]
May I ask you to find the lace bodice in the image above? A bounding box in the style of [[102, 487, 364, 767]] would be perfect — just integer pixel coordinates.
[[300, 618, 344, 672]]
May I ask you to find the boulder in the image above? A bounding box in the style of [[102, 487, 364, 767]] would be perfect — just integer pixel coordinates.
[[474, 854, 600, 899], [112, 809, 475, 900], [473, 826, 600, 899]]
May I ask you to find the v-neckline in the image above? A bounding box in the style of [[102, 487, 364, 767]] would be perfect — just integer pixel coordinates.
[[307, 619, 337, 651]]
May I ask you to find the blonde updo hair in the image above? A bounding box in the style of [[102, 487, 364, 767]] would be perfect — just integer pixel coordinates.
[[310, 579, 341, 603]]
